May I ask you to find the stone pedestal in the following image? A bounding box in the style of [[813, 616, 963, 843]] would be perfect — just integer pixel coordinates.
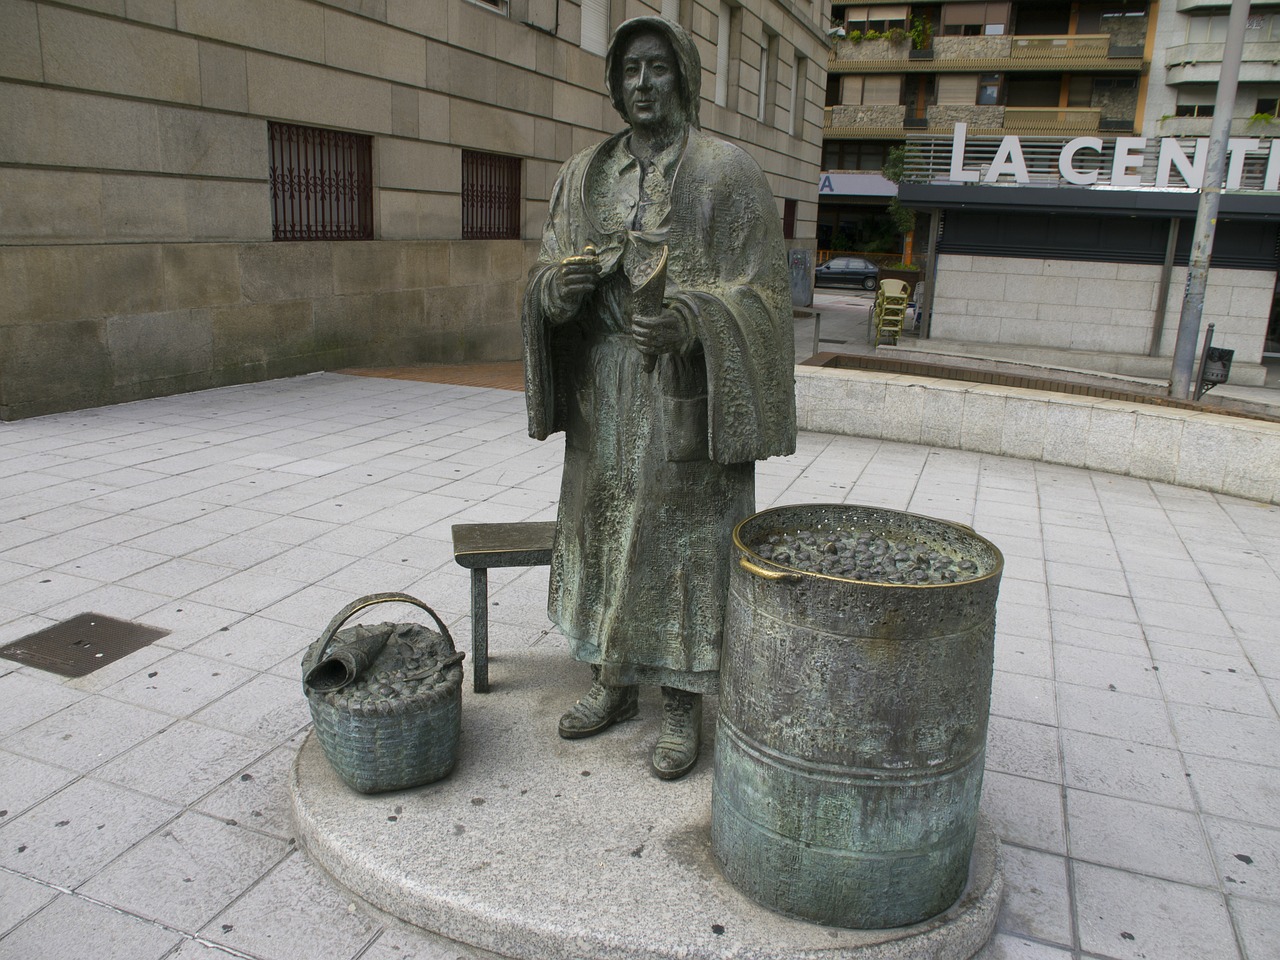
[[290, 647, 1002, 960]]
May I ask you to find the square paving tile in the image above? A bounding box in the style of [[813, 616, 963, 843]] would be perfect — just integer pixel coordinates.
[[1205, 818, 1280, 903], [991, 672, 1058, 726], [1073, 861, 1238, 960], [0, 750, 78, 828], [0, 893, 180, 960], [187, 617, 317, 673], [1054, 645, 1162, 700], [187, 570, 309, 615], [1, 693, 172, 774], [1056, 683, 1176, 748], [95, 720, 267, 806], [981, 771, 1065, 854], [104, 651, 257, 717], [0, 777, 178, 886], [0, 671, 86, 739], [195, 743, 300, 841], [80, 810, 288, 930], [1156, 661, 1276, 717], [1170, 704, 1280, 767], [0, 870, 56, 938], [1228, 895, 1280, 960], [1066, 788, 1217, 887], [202, 851, 381, 960], [986, 717, 1062, 784], [1184, 754, 1280, 830], [1061, 729, 1194, 809], [995, 844, 1073, 947], [994, 634, 1054, 680], [192, 674, 313, 746]]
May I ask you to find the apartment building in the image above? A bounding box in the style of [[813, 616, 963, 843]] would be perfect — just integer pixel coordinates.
[[819, 0, 1279, 383], [1, 0, 828, 419]]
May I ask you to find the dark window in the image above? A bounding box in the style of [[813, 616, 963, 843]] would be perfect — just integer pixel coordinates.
[[782, 198, 797, 240], [826, 75, 842, 107], [1258, 97, 1280, 117], [822, 140, 889, 171], [977, 74, 1001, 105], [268, 122, 373, 241], [461, 150, 522, 240], [1175, 103, 1214, 118]]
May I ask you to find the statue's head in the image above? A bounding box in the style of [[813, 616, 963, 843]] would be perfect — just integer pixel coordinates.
[[606, 17, 702, 131]]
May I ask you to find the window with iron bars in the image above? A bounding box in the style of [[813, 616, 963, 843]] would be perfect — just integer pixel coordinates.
[[462, 150, 522, 240], [268, 122, 373, 241]]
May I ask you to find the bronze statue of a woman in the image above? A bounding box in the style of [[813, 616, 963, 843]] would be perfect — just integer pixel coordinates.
[[522, 16, 796, 779]]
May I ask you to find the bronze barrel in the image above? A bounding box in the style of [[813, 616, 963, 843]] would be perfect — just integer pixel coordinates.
[[711, 504, 1002, 929]]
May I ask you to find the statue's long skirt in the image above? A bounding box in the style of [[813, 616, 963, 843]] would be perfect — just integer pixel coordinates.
[[549, 332, 753, 695]]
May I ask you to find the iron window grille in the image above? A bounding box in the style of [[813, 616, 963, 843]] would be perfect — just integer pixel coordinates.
[[462, 150, 522, 240], [269, 122, 373, 241]]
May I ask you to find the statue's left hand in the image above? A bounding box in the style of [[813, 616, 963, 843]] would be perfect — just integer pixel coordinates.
[[632, 309, 691, 358]]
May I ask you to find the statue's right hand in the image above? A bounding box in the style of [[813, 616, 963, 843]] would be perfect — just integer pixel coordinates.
[[549, 248, 601, 314]]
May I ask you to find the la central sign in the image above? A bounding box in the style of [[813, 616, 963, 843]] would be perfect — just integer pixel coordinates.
[[948, 122, 1280, 191]]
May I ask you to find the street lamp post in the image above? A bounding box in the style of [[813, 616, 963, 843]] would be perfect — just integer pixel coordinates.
[[1168, 0, 1253, 399]]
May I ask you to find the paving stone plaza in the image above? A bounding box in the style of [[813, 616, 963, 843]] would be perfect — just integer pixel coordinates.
[[1, 353, 1278, 959]]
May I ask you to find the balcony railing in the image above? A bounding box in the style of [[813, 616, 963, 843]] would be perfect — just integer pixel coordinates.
[[824, 105, 1123, 136], [1009, 34, 1111, 59], [1002, 107, 1104, 132], [830, 31, 1147, 73]]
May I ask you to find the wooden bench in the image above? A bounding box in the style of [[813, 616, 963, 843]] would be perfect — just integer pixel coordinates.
[[450, 521, 555, 693]]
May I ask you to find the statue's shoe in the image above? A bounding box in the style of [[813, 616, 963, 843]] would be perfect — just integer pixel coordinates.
[[558, 681, 639, 739], [651, 687, 702, 780]]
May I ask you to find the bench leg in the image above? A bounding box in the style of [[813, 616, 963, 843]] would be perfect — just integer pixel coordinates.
[[470, 567, 489, 693]]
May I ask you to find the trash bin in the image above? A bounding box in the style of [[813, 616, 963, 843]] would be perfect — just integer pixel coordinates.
[[712, 504, 1003, 929], [789, 248, 814, 308]]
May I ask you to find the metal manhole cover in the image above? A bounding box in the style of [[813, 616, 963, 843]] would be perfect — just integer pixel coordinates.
[[0, 613, 170, 677]]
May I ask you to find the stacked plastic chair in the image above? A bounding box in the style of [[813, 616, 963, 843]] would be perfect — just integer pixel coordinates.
[[873, 278, 911, 345]]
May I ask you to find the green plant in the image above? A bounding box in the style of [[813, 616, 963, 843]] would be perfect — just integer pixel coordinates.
[[881, 260, 921, 272], [886, 197, 916, 235], [888, 26, 908, 44], [830, 229, 855, 251], [1247, 111, 1277, 128], [847, 29, 863, 43], [864, 28, 883, 41], [908, 15, 933, 50], [881, 145, 907, 183]]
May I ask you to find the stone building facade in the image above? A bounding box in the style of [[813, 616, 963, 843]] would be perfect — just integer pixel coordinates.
[[0, 0, 828, 419]]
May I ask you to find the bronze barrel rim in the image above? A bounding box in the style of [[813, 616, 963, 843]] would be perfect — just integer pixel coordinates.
[[732, 502, 1004, 589]]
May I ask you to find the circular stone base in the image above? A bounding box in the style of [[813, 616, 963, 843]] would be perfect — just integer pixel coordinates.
[[291, 648, 1002, 960]]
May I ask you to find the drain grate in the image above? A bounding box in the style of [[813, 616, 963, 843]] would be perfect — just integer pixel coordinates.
[[0, 613, 170, 677]]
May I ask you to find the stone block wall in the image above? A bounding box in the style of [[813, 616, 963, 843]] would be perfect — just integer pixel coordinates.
[[931, 254, 1272, 364], [0, 239, 535, 420], [1, 0, 829, 418]]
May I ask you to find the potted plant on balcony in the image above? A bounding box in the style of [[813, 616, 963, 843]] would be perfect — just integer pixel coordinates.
[[908, 16, 933, 59]]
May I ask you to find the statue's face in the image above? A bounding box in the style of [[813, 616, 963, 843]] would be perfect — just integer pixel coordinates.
[[620, 32, 683, 133]]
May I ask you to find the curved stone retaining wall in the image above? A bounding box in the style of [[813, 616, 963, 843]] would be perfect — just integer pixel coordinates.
[[795, 366, 1280, 505]]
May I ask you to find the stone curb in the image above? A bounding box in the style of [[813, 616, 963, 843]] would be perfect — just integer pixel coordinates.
[[795, 366, 1280, 505]]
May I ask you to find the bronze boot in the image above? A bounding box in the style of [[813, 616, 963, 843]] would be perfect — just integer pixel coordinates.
[[651, 687, 702, 780], [558, 666, 639, 739]]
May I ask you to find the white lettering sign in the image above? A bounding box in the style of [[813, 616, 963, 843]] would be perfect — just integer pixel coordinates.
[[945, 130, 1274, 191], [949, 123, 980, 182]]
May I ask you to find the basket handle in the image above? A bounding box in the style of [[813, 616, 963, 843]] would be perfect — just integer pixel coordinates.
[[314, 592, 456, 664]]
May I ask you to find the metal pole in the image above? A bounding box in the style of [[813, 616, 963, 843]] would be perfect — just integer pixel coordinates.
[[1169, 0, 1252, 398]]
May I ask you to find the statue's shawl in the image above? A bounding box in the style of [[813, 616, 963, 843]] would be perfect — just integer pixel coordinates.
[[523, 129, 797, 465]]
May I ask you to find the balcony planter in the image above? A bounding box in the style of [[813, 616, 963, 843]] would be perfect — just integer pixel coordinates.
[[832, 37, 910, 61]]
